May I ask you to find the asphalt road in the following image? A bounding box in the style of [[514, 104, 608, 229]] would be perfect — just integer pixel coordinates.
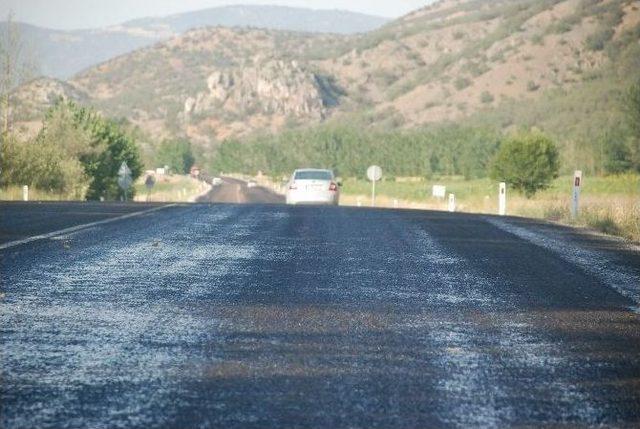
[[0, 201, 167, 245], [2, 202, 640, 428], [198, 177, 285, 204]]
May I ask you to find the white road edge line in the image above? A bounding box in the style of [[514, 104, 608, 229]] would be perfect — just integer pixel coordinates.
[[0, 204, 179, 250]]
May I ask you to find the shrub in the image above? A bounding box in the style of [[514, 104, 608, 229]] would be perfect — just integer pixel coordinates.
[[531, 34, 544, 45], [480, 91, 495, 104], [585, 28, 614, 51], [489, 131, 560, 197], [454, 77, 471, 90], [527, 80, 540, 91]]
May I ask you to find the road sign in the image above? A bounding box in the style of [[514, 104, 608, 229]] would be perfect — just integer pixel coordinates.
[[572, 170, 582, 219], [117, 175, 133, 190], [499, 182, 506, 216], [367, 165, 382, 182], [118, 161, 133, 200], [432, 185, 446, 199], [366, 165, 382, 207], [118, 161, 132, 178]]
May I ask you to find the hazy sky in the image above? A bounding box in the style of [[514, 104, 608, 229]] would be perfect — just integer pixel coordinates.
[[1, 0, 433, 30]]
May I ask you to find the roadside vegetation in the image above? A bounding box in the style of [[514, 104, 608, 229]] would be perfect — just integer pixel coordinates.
[[214, 78, 640, 242], [1, 101, 143, 200], [133, 174, 206, 203], [340, 174, 640, 242]]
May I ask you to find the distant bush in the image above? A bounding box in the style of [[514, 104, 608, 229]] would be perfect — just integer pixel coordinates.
[[454, 77, 471, 90], [489, 131, 560, 197], [527, 81, 540, 92], [453, 31, 466, 40], [547, 16, 580, 34], [585, 28, 614, 51], [531, 34, 544, 45], [480, 91, 495, 104]]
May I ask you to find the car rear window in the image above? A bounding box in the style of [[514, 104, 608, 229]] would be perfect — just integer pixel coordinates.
[[294, 171, 333, 180]]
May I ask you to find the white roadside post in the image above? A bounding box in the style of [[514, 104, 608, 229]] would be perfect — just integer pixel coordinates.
[[572, 170, 582, 219], [22, 185, 29, 201], [448, 193, 456, 212], [366, 165, 382, 207], [499, 182, 507, 216]]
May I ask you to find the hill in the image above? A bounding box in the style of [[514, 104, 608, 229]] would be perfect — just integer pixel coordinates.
[[9, 0, 640, 170], [2, 6, 388, 79]]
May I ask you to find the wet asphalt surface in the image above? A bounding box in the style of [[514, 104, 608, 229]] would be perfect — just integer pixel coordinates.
[[1, 183, 640, 428]]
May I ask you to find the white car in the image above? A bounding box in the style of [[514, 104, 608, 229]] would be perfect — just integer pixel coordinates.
[[286, 169, 340, 206], [212, 177, 223, 186], [247, 180, 257, 188]]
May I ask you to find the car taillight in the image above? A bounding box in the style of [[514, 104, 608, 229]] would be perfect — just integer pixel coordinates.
[[329, 182, 338, 192]]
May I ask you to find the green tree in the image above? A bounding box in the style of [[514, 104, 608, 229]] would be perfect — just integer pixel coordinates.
[[625, 79, 640, 172], [490, 131, 560, 197], [156, 138, 195, 174], [83, 119, 143, 200], [38, 101, 143, 200]]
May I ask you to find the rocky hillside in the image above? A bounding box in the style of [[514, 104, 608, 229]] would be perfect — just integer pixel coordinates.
[[10, 0, 640, 151], [3, 6, 387, 79]]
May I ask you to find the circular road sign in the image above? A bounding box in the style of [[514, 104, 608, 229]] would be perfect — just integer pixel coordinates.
[[367, 165, 382, 182]]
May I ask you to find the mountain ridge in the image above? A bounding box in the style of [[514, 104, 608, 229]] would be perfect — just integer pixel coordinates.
[[1, 5, 389, 79], [9, 0, 640, 163]]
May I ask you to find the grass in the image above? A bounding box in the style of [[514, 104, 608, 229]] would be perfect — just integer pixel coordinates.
[[133, 174, 207, 202], [0, 186, 78, 201], [341, 174, 640, 242], [1, 175, 208, 203]]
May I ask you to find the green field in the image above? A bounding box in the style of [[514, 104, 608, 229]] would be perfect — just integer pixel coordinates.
[[133, 174, 205, 202]]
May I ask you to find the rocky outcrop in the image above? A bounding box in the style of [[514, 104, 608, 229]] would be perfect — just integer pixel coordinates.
[[12, 78, 88, 122], [183, 59, 329, 120]]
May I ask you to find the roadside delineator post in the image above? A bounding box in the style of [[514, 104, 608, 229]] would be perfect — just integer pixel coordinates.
[[499, 182, 507, 216], [22, 185, 28, 202], [393, 199, 399, 209], [572, 170, 582, 219], [448, 193, 456, 212]]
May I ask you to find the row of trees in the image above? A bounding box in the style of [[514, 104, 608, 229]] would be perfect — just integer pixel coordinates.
[[605, 79, 640, 173], [212, 78, 640, 197], [1, 101, 143, 200], [155, 138, 196, 175], [212, 123, 561, 196], [213, 124, 502, 180]]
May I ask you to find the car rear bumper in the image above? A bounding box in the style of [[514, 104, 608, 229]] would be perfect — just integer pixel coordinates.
[[286, 192, 339, 206]]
